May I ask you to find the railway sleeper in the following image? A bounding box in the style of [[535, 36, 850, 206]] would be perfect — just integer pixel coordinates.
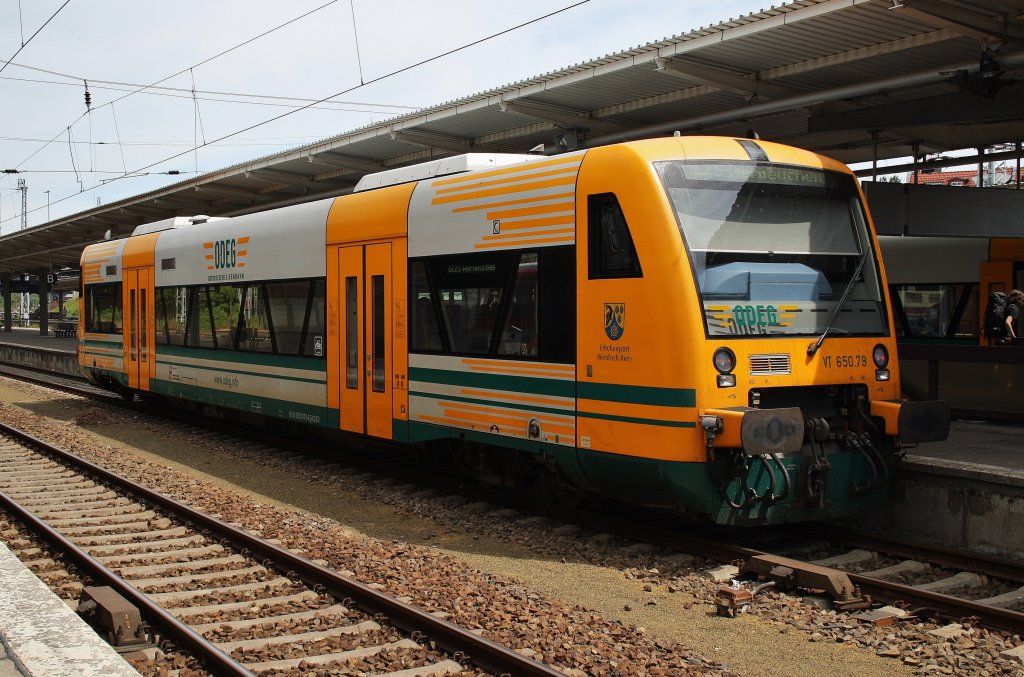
[[166, 589, 319, 618], [214, 620, 381, 653], [115, 553, 248, 577], [243, 638, 420, 673], [144, 576, 294, 605], [188, 603, 350, 633], [129, 564, 269, 590], [72, 526, 191, 546]]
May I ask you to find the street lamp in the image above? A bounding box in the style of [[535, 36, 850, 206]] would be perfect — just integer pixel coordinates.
[[44, 191, 50, 221]]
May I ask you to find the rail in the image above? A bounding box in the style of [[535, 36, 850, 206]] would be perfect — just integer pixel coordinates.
[[0, 420, 564, 676]]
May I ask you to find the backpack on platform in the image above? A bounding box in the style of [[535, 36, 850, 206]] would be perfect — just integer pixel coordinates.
[[983, 291, 1007, 340]]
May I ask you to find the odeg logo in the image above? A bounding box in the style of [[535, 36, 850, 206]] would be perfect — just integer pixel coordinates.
[[213, 239, 237, 269]]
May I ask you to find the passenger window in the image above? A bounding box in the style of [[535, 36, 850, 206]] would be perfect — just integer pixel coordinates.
[[588, 193, 642, 279], [410, 261, 443, 352], [207, 285, 242, 350], [238, 284, 273, 353], [154, 288, 168, 345], [84, 282, 122, 334], [190, 287, 217, 349], [429, 252, 515, 355], [158, 287, 190, 346], [302, 279, 326, 358], [410, 248, 575, 363], [499, 253, 538, 357], [266, 280, 311, 355]]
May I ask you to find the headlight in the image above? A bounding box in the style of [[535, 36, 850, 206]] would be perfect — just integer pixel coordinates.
[[872, 343, 889, 368], [713, 347, 736, 374]]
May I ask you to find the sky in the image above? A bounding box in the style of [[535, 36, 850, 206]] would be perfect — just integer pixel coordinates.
[[0, 0, 776, 234]]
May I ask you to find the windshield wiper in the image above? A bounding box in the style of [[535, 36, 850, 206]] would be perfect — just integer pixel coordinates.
[[807, 250, 870, 357]]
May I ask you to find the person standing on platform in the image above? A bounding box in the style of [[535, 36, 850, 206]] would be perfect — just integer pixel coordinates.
[[1006, 289, 1024, 342]]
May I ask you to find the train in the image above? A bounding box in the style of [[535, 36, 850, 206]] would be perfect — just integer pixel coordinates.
[[878, 234, 1024, 418], [78, 136, 950, 525]]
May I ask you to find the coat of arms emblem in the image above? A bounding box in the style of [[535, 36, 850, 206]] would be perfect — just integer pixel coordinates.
[[604, 303, 625, 340]]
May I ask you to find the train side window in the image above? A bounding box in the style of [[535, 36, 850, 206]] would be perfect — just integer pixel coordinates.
[[190, 286, 218, 349], [410, 261, 443, 352], [265, 279, 325, 357], [498, 253, 539, 357], [588, 193, 642, 279], [538, 246, 576, 363], [426, 252, 516, 355], [238, 284, 273, 354], [84, 282, 122, 334], [891, 283, 976, 339], [154, 288, 169, 345], [157, 287, 190, 346], [206, 285, 245, 350]]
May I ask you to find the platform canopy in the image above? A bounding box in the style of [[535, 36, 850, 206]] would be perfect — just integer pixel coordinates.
[[2, 0, 1023, 276]]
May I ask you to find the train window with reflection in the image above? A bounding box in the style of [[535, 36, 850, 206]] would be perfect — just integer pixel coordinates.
[[499, 253, 539, 357], [237, 284, 273, 353], [265, 279, 326, 358], [155, 287, 190, 346], [410, 261, 442, 352], [409, 247, 575, 362], [588, 194, 642, 279], [84, 282, 123, 334], [657, 160, 887, 338], [891, 283, 977, 340], [435, 252, 514, 355], [207, 285, 244, 349], [188, 287, 218, 349]]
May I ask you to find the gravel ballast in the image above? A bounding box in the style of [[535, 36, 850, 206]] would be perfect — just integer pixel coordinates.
[[2, 378, 1020, 675]]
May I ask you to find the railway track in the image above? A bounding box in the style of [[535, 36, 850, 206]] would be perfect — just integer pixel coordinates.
[[0, 420, 561, 676], [3, 365, 1023, 644]]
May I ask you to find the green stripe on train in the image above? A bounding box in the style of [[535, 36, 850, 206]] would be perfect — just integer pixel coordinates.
[[158, 344, 326, 371], [410, 367, 695, 407], [409, 390, 572, 417], [155, 358, 326, 385], [410, 367, 574, 397], [576, 409, 696, 428], [149, 378, 338, 428]]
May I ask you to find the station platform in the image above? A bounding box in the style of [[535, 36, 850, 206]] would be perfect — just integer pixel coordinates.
[[0, 327, 77, 352], [0, 328, 79, 377], [0, 542, 139, 676]]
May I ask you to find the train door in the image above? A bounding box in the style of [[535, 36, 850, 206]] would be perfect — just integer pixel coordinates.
[[339, 243, 393, 438], [123, 267, 154, 391]]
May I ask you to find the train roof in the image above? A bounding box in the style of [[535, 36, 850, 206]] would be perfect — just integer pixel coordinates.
[[353, 153, 547, 192]]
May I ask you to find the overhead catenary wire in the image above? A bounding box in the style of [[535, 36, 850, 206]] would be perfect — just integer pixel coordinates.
[[0, 0, 72, 76], [350, 0, 365, 86], [1, 0, 592, 227], [0, 70, 420, 112], [109, 104, 128, 174], [91, 1, 594, 183], [7, 0, 344, 172]]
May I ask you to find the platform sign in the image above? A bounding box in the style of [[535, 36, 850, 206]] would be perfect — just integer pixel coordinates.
[[0, 280, 39, 293]]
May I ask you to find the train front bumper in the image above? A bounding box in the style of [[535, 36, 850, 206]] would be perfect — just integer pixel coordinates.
[[870, 399, 950, 444]]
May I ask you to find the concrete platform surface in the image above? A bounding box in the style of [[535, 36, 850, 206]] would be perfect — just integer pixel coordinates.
[[907, 419, 1024, 479], [0, 542, 138, 677], [0, 328, 76, 353]]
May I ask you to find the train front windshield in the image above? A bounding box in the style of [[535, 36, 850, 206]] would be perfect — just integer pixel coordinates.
[[656, 160, 887, 337]]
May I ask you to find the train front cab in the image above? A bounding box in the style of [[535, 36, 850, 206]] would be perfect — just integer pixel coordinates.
[[79, 233, 158, 398], [565, 137, 949, 525]]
